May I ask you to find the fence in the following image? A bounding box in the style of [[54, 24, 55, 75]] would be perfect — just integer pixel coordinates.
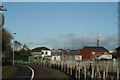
[[18, 59, 120, 80]]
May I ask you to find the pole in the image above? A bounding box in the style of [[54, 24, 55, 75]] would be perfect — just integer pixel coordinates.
[[12, 33, 16, 66], [117, 68, 119, 80], [84, 63, 86, 80], [13, 46, 14, 66]]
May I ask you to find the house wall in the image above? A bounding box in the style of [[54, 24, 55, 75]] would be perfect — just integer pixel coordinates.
[[41, 50, 51, 57], [51, 56, 61, 60], [61, 55, 75, 61], [31, 50, 51, 58], [31, 52, 42, 57], [75, 55, 82, 61], [80, 47, 93, 60], [81, 47, 110, 60]]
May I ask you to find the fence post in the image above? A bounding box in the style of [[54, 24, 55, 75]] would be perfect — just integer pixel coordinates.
[[91, 67, 94, 79], [67, 63, 69, 74], [84, 63, 86, 80], [96, 64, 101, 78], [70, 63, 72, 76], [75, 63, 78, 79], [103, 70, 105, 79], [64, 62, 66, 72], [61, 62, 63, 71], [78, 66, 80, 80], [44, 60, 45, 67], [105, 66, 108, 79], [117, 68, 119, 80], [40, 60, 42, 66]]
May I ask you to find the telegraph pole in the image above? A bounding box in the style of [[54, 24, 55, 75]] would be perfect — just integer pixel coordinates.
[[118, 1, 120, 47], [0, 3, 7, 80], [0, 4, 7, 28], [97, 35, 100, 47], [12, 32, 16, 66]]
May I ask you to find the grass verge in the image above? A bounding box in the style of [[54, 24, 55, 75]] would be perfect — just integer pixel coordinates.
[[2, 66, 18, 78]]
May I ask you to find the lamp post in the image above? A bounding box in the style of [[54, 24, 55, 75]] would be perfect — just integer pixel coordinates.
[[0, 4, 7, 28], [0, 4, 7, 80], [13, 32, 16, 66]]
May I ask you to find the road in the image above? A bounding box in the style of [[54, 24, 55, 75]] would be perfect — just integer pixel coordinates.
[[27, 64, 74, 80], [2, 64, 74, 80]]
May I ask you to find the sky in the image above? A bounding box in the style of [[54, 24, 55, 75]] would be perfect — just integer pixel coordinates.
[[2, 2, 118, 50]]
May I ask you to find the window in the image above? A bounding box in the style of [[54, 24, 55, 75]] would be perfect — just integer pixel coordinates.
[[41, 52, 44, 54], [45, 52, 47, 55], [92, 52, 95, 54], [54, 57, 56, 60]]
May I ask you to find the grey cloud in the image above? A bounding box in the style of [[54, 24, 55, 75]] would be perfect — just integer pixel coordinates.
[[27, 33, 118, 50], [47, 33, 117, 50]]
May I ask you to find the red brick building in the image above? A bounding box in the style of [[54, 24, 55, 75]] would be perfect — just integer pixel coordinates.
[[80, 46, 109, 60], [116, 47, 120, 58]]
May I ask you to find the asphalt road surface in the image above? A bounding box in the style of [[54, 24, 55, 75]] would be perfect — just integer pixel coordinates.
[[28, 64, 74, 80], [2, 64, 74, 80]]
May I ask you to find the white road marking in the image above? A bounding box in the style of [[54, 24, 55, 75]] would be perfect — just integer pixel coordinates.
[[26, 66, 34, 80]]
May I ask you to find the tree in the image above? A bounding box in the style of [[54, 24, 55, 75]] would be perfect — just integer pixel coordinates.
[[23, 44, 29, 50], [12, 44, 31, 57], [18, 48, 31, 57], [14, 40, 22, 51], [20, 44, 31, 57], [2, 28, 13, 56]]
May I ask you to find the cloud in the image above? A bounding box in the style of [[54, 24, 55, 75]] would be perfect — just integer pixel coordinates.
[[45, 33, 118, 50], [26, 33, 118, 50]]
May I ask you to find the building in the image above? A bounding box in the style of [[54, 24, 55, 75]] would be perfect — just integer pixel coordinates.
[[116, 47, 120, 58], [80, 46, 111, 60], [61, 50, 82, 61], [31, 47, 51, 59], [51, 50, 61, 60]]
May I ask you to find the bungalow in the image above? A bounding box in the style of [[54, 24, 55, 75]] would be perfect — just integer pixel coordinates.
[[51, 50, 61, 60], [31, 47, 51, 60], [80, 46, 111, 60], [62, 50, 82, 61]]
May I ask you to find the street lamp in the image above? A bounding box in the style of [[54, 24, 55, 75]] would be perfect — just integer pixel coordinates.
[[13, 32, 16, 66], [0, 4, 7, 28]]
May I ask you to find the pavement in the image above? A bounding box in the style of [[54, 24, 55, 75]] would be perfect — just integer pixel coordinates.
[[2, 64, 32, 80]]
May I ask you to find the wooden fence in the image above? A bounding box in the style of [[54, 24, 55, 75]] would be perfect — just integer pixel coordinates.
[[16, 60, 120, 80]]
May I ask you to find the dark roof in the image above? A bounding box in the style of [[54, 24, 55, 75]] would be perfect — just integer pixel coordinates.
[[116, 46, 120, 50], [85, 46, 109, 52], [52, 52, 61, 56], [31, 47, 50, 52], [64, 50, 80, 55]]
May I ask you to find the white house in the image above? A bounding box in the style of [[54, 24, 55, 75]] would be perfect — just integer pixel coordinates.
[[51, 50, 61, 60], [31, 47, 52, 59]]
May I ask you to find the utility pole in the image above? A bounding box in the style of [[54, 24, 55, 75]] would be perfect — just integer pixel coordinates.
[[0, 3, 7, 80], [97, 35, 100, 47], [118, 1, 120, 47], [0, 4, 7, 28], [13, 32, 16, 66]]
